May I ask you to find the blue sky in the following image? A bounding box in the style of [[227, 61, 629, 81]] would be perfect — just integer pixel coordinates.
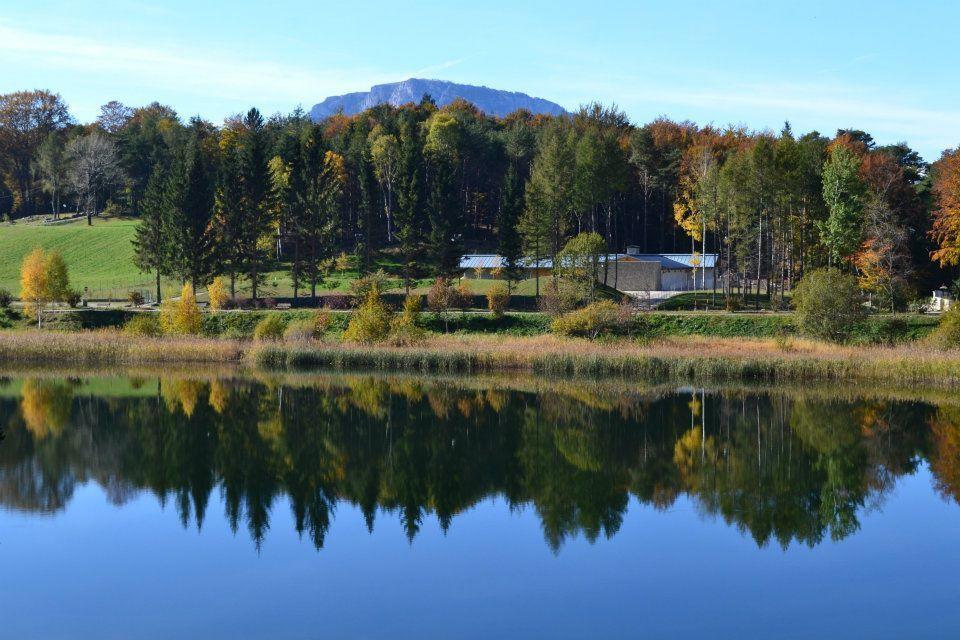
[[1, 0, 957, 160]]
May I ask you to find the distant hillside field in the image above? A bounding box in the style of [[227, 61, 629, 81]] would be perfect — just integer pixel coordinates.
[[0, 217, 159, 298]]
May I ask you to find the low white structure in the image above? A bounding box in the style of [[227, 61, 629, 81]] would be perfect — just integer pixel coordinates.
[[931, 287, 954, 312], [622, 247, 717, 291], [459, 249, 717, 293]]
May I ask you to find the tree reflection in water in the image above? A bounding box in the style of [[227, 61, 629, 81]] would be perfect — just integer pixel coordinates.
[[0, 373, 955, 551]]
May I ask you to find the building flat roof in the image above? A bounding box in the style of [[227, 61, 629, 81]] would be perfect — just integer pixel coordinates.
[[627, 253, 718, 269], [460, 253, 717, 270]]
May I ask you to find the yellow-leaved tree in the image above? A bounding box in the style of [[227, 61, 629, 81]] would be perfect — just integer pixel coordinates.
[[160, 283, 203, 334], [20, 248, 48, 327], [20, 248, 71, 328], [207, 276, 229, 313], [343, 284, 392, 344]]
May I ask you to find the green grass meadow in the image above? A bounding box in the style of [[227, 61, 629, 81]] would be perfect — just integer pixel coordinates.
[[0, 216, 548, 301], [0, 217, 160, 298]]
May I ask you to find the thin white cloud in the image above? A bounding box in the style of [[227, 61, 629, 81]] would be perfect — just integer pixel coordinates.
[[557, 73, 960, 158], [412, 57, 469, 78], [0, 21, 390, 107]]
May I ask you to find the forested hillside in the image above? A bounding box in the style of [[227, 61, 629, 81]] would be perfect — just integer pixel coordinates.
[[1, 88, 959, 307]]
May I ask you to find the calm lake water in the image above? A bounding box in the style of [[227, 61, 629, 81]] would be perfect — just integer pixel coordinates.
[[0, 370, 958, 639]]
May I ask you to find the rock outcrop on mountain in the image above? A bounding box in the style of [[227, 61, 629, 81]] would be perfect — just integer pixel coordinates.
[[310, 78, 566, 120]]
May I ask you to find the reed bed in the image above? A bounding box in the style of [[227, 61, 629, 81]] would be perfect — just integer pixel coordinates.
[[0, 330, 243, 365], [3, 329, 960, 386], [249, 333, 960, 386]]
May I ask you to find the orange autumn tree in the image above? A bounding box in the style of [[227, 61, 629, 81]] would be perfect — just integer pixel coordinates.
[[852, 196, 913, 311], [928, 406, 960, 506], [930, 148, 960, 267]]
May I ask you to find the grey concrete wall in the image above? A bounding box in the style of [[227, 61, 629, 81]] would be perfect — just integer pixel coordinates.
[[610, 261, 661, 292], [660, 268, 715, 291]]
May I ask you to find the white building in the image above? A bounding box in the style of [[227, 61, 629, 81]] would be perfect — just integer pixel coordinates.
[[931, 287, 954, 312], [459, 248, 718, 293]]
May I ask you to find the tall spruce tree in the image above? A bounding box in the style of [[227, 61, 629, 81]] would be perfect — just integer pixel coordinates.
[[821, 142, 866, 267], [520, 121, 575, 295], [214, 140, 246, 298], [285, 149, 308, 299], [239, 108, 274, 301], [395, 117, 425, 291], [351, 129, 378, 274], [167, 139, 215, 288], [498, 162, 525, 288], [299, 126, 342, 300], [132, 162, 170, 303], [426, 156, 463, 276]]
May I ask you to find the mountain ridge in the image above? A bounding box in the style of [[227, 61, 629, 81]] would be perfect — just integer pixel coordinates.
[[309, 78, 567, 120]]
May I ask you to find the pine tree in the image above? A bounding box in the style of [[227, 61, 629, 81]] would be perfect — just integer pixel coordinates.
[[214, 141, 246, 299], [395, 117, 425, 291], [240, 108, 274, 302], [426, 156, 463, 276], [132, 162, 170, 303], [298, 126, 342, 300], [285, 149, 308, 299], [520, 122, 575, 295], [821, 142, 865, 267], [498, 162, 525, 288], [352, 130, 378, 274], [167, 139, 215, 288]]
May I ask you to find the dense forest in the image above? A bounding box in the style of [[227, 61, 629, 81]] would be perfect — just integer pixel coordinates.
[[2, 89, 960, 307]]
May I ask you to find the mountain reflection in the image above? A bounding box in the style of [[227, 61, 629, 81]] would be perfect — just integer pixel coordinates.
[[0, 373, 957, 552]]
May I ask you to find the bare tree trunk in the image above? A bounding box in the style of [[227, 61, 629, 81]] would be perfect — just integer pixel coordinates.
[[251, 256, 258, 301]]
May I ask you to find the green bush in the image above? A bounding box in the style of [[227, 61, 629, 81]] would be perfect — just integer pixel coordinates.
[[858, 316, 910, 345], [538, 278, 580, 316], [389, 295, 427, 346], [487, 282, 510, 319], [253, 314, 286, 341], [551, 301, 622, 338], [123, 313, 162, 337], [283, 319, 317, 343], [556, 232, 606, 305], [427, 277, 456, 330], [343, 286, 392, 344], [221, 325, 249, 340], [282, 309, 335, 343], [0, 289, 11, 308], [313, 308, 333, 336], [350, 269, 393, 300], [0, 307, 20, 329], [792, 269, 866, 342], [931, 306, 960, 348]]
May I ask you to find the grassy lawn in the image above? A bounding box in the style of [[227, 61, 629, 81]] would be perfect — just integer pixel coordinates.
[[655, 290, 792, 311], [242, 272, 545, 298], [0, 216, 545, 302], [0, 216, 181, 299]]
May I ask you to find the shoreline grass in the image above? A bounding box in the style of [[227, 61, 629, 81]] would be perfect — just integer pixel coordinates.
[[1, 329, 960, 386], [0, 330, 243, 365]]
